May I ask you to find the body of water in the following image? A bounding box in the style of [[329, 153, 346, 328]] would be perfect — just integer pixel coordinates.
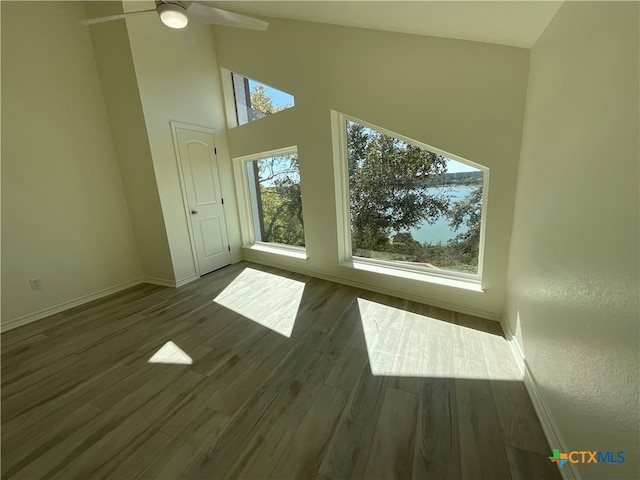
[[403, 186, 474, 245]]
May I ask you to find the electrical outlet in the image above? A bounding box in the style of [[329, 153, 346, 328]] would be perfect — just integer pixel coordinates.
[[29, 279, 43, 291]]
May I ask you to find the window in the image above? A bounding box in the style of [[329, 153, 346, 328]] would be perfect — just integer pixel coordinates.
[[231, 72, 294, 126], [337, 115, 487, 278], [243, 150, 305, 248]]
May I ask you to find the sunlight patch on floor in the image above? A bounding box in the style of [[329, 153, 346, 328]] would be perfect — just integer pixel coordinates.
[[148, 341, 193, 365], [356, 298, 522, 380], [213, 268, 305, 338]]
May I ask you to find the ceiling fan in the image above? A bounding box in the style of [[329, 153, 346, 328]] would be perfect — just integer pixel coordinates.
[[81, 1, 269, 31]]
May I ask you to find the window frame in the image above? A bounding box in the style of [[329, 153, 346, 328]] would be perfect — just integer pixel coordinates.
[[221, 68, 295, 129], [233, 146, 307, 256], [331, 111, 489, 284]]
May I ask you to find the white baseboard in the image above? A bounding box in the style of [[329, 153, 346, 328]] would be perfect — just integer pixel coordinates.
[[500, 319, 580, 480], [1, 278, 145, 333], [175, 274, 199, 287], [241, 252, 501, 322], [1, 273, 205, 333], [141, 276, 176, 288]]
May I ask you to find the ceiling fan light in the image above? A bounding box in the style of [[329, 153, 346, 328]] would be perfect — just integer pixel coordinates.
[[157, 3, 189, 29]]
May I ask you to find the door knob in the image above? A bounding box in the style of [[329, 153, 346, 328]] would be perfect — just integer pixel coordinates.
[[191, 209, 198, 215]]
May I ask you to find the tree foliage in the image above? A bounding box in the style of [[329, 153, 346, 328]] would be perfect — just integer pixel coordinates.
[[250, 84, 290, 120], [448, 186, 483, 256], [346, 121, 483, 272], [347, 121, 450, 250], [254, 155, 304, 247]]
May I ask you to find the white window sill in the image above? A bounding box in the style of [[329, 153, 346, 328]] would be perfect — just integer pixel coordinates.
[[339, 260, 484, 294], [242, 243, 308, 260]]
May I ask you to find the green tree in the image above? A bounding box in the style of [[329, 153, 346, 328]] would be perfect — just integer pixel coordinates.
[[255, 155, 304, 246], [391, 232, 427, 260], [447, 186, 483, 259], [347, 121, 450, 252], [250, 85, 291, 120]]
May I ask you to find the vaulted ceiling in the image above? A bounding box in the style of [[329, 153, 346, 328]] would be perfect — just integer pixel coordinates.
[[209, 1, 563, 48]]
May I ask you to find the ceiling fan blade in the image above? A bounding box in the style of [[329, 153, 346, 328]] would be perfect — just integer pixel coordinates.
[[80, 9, 156, 26], [188, 3, 269, 31]]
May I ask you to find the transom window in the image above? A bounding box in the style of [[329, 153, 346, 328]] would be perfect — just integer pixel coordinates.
[[231, 72, 294, 126], [336, 114, 488, 279], [241, 149, 305, 248]]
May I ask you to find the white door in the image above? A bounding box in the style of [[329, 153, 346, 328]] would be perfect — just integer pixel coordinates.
[[173, 124, 231, 276]]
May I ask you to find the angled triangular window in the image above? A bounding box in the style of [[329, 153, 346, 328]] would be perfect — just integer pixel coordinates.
[[231, 72, 294, 126], [337, 114, 488, 278]]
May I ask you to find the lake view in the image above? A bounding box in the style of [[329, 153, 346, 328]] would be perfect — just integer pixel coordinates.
[[403, 186, 474, 245]]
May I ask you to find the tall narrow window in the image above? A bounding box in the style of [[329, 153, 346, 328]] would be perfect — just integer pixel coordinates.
[[344, 119, 486, 276], [231, 73, 294, 126], [245, 151, 305, 247]]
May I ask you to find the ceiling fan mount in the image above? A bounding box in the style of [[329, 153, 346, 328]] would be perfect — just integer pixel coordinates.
[[81, 1, 269, 32], [156, 2, 190, 29]]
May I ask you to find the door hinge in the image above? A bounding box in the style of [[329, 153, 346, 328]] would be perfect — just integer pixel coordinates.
[[214, 148, 217, 155], [221, 198, 224, 205], [228, 245, 231, 252]]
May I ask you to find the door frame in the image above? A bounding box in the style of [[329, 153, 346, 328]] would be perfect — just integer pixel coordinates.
[[170, 120, 230, 277]]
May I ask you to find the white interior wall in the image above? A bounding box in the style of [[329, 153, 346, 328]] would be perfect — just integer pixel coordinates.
[[505, 2, 639, 478], [122, 4, 242, 283], [86, 1, 175, 284], [1, 1, 142, 325], [213, 18, 530, 319]]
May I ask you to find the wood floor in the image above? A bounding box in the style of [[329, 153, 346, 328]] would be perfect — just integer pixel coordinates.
[[1, 262, 561, 480]]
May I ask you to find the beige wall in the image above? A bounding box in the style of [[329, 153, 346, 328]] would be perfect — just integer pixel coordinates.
[[505, 2, 639, 478], [214, 18, 530, 318], [123, 3, 242, 283], [86, 1, 175, 283], [1, 1, 142, 323]]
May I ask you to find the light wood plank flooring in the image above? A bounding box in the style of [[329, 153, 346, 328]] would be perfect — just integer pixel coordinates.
[[1, 262, 561, 479]]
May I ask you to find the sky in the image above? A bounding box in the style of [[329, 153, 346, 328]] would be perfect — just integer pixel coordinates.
[[446, 159, 479, 173]]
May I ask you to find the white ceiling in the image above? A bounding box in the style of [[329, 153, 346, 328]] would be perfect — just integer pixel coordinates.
[[210, 1, 563, 48]]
